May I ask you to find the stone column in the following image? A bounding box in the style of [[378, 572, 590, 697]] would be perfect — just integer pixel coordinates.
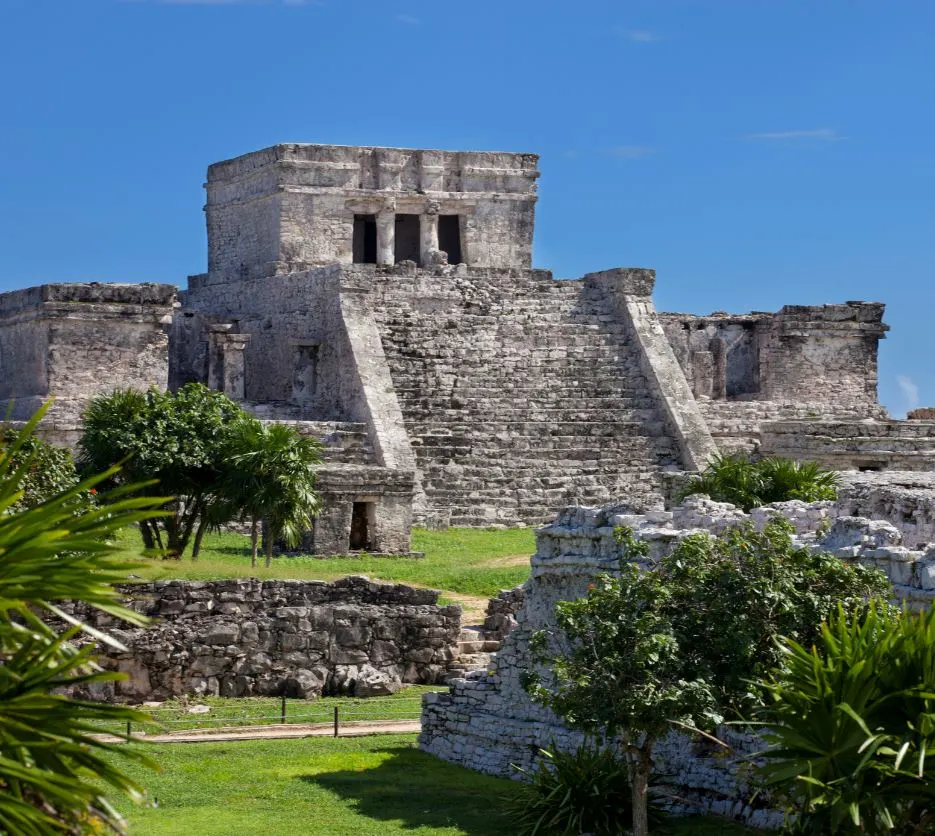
[[376, 209, 395, 266], [207, 325, 250, 401], [222, 335, 250, 400], [420, 204, 439, 267]]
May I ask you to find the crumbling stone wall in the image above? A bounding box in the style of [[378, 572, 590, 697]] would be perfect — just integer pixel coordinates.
[[68, 577, 460, 703], [661, 303, 889, 457], [0, 283, 175, 445], [420, 494, 935, 827], [837, 472, 935, 549]]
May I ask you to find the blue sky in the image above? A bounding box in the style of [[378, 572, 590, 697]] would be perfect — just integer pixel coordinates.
[[1, 0, 932, 415]]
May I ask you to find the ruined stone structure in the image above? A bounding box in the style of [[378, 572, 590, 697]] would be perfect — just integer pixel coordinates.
[[420, 494, 935, 828], [2, 142, 932, 551], [65, 576, 461, 703]]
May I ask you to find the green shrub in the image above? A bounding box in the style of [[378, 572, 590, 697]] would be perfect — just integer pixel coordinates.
[[678, 454, 839, 511], [0, 424, 81, 511], [509, 744, 667, 835], [757, 604, 935, 835], [526, 520, 891, 835]]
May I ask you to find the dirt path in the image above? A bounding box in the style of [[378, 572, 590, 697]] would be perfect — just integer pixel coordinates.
[[97, 719, 421, 744]]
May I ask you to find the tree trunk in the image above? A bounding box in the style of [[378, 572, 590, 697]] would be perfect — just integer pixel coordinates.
[[265, 521, 273, 568], [139, 521, 155, 550], [250, 518, 259, 569], [191, 518, 208, 561], [630, 744, 654, 836]]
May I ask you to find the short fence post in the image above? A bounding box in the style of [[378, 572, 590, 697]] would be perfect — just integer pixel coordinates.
[[333, 706, 339, 738], [126, 721, 132, 739], [281, 694, 287, 725]]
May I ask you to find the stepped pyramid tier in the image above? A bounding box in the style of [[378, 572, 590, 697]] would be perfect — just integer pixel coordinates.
[[2, 142, 925, 554]]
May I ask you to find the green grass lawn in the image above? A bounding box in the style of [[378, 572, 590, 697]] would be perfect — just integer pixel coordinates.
[[95, 686, 445, 736], [114, 734, 755, 836], [116, 526, 536, 606]]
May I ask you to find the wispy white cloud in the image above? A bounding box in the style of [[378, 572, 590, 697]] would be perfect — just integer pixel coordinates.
[[621, 29, 660, 43], [604, 145, 656, 160], [396, 13, 420, 25], [743, 128, 843, 141], [898, 375, 921, 413]]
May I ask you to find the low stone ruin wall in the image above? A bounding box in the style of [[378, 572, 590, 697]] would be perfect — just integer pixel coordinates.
[[838, 472, 935, 550], [68, 576, 461, 703], [482, 587, 524, 640], [420, 493, 935, 828]]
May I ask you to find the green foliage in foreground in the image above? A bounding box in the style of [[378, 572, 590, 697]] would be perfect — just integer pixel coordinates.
[[112, 735, 750, 836], [679, 454, 840, 511], [758, 604, 935, 835], [0, 422, 82, 511], [509, 744, 668, 835], [117, 525, 536, 599], [0, 408, 167, 834], [527, 521, 891, 836]]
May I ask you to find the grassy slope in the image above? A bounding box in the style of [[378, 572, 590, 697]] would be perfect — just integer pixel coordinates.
[[117, 526, 536, 600], [116, 735, 753, 836]]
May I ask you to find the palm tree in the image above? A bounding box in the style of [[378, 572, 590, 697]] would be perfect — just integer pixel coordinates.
[[223, 420, 323, 568], [0, 406, 169, 833]]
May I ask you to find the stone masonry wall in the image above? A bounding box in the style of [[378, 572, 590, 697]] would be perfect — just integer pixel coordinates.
[[367, 266, 685, 526], [0, 283, 175, 445], [837, 472, 935, 549], [203, 144, 539, 281], [420, 493, 935, 828], [67, 577, 460, 703]]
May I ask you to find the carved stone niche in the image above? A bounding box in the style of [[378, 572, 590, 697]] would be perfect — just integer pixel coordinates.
[[207, 325, 250, 401]]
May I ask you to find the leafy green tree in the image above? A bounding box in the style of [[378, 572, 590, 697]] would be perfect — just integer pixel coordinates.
[[678, 454, 839, 511], [527, 521, 891, 836], [0, 407, 168, 833], [757, 604, 935, 835], [78, 384, 248, 558], [221, 420, 323, 567]]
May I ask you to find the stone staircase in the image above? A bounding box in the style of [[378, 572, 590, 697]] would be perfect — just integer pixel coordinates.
[[369, 270, 682, 526], [446, 626, 502, 681]]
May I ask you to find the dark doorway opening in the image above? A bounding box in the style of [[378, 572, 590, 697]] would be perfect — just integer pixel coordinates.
[[349, 502, 373, 550], [394, 214, 421, 265], [438, 215, 463, 264], [352, 214, 377, 264]]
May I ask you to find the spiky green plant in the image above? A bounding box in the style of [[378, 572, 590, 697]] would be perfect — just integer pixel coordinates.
[[756, 457, 839, 505], [757, 604, 935, 835], [0, 406, 169, 834], [508, 744, 668, 835], [678, 454, 839, 511]]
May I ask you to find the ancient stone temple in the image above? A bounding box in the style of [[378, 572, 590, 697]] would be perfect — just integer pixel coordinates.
[[1, 143, 932, 553]]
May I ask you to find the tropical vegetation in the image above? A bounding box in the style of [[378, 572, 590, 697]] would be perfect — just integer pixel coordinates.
[[757, 603, 935, 835], [0, 407, 166, 834], [78, 383, 321, 561], [679, 454, 840, 511], [508, 744, 667, 836], [526, 520, 891, 836]]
